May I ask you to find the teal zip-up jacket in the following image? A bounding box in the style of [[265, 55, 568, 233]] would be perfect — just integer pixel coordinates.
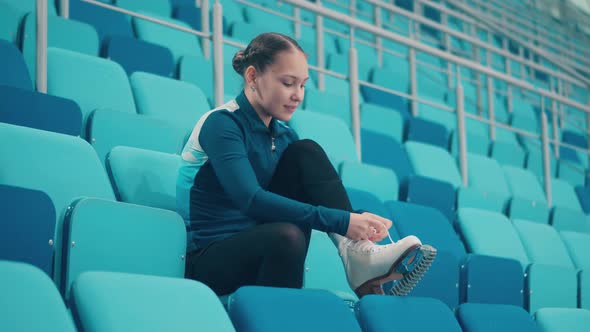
[[177, 91, 350, 252]]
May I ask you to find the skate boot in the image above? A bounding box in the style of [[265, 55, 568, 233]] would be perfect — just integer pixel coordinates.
[[332, 234, 437, 298]]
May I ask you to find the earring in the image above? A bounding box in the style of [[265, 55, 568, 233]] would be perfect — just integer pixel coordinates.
[[250, 86, 256, 92]]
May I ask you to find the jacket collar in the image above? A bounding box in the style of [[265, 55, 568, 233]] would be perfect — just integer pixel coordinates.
[[236, 90, 289, 137]]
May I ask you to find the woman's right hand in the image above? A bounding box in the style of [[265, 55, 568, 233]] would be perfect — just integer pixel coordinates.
[[346, 212, 393, 242]]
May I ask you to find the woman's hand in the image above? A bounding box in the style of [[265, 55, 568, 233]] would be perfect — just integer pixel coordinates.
[[346, 212, 393, 242]]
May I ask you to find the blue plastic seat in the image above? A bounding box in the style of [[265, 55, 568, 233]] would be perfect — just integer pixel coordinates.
[[71, 271, 234, 332], [357, 296, 462, 332], [361, 129, 414, 183], [507, 197, 550, 224], [104, 36, 175, 77], [581, 270, 590, 310], [503, 165, 547, 205], [551, 207, 590, 234], [117, 0, 172, 16], [0, 85, 82, 136], [70, 0, 134, 47], [107, 146, 181, 211], [490, 141, 526, 167], [339, 162, 398, 202], [22, 15, 99, 82], [456, 303, 539, 331], [130, 71, 210, 131], [466, 153, 512, 206], [399, 175, 456, 221], [405, 141, 462, 189], [551, 178, 583, 212], [47, 47, 137, 137], [0, 261, 76, 332], [460, 254, 524, 307], [406, 117, 450, 149], [0, 123, 115, 284], [178, 55, 214, 103], [303, 89, 351, 129], [513, 219, 575, 268], [0, 185, 55, 275], [526, 263, 578, 313], [535, 308, 590, 332], [62, 197, 186, 298], [361, 103, 405, 142], [0, 3, 21, 44], [457, 187, 506, 213], [0, 39, 32, 90], [560, 231, 590, 271], [228, 287, 361, 332], [575, 185, 590, 214]]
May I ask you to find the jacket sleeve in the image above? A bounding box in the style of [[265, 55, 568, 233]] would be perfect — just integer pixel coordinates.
[[199, 111, 350, 235]]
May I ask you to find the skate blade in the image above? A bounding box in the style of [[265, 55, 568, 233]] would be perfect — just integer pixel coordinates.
[[389, 245, 437, 296]]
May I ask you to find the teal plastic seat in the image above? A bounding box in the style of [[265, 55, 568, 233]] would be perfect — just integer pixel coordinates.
[[133, 14, 203, 63], [405, 141, 462, 188], [490, 141, 526, 167], [551, 208, 590, 234], [0, 3, 21, 43], [526, 148, 558, 183], [512, 219, 575, 268], [224, 63, 244, 97], [466, 153, 511, 203], [47, 47, 136, 137], [0, 123, 115, 284], [0, 261, 76, 332], [0, 0, 57, 18], [130, 72, 211, 131], [581, 271, 590, 310], [370, 65, 409, 94], [360, 103, 404, 142], [303, 231, 357, 303], [289, 111, 357, 166], [117, 0, 172, 16], [557, 161, 586, 187], [303, 89, 351, 129], [417, 104, 455, 133], [535, 308, 590, 332], [62, 198, 186, 298], [88, 109, 186, 166], [456, 208, 530, 267], [508, 197, 550, 224], [551, 178, 583, 212], [178, 55, 214, 102], [456, 187, 506, 212], [526, 264, 578, 313], [71, 271, 234, 332], [243, 7, 292, 35], [339, 161, 398, 202], [23, 15, 99, 84], [560, 231, 590, 271], [107, 146, 181, 211], [503, 165, 547, 204]]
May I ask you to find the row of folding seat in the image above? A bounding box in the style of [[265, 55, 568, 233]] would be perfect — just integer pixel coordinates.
[[9, 257, 589, 332]]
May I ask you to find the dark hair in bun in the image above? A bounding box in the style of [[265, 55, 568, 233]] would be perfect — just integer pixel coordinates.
[[232, 32, 305, 76]]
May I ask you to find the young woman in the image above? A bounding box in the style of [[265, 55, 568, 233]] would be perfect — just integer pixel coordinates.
[[177, 32, 436, 298]]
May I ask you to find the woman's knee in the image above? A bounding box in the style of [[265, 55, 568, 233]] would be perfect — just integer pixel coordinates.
[[266, 222, 307, 255], [284, 139, 329, 163]]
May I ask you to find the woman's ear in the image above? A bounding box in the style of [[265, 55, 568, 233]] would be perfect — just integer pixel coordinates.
[[245, 65, 257, 85]]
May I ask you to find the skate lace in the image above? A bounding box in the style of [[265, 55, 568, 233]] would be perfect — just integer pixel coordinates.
[[348, 230, 396, 254]]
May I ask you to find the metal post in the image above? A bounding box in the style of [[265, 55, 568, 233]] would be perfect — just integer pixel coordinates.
[[540, 107, 552, 207], [487, 76, 495, 140], [374, 5, 383, 66], [409, 47, 418, 117], [456, 76, 468, 187], [60, 0, 69, 19], [316, 0, 325, 91], [442, 13, 452, 89], [550, 79, 560, 158], [294, 7, 301, 39], [558, 79, 565, 129], [349, 46, 361, 160], [586, 103, 590, 169], [212, 1, 223, 106], [201, 0, 210, 59], [36, 0, 48, 93]]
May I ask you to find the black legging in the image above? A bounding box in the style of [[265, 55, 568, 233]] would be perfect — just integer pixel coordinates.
[[185, 139, 353, 295]]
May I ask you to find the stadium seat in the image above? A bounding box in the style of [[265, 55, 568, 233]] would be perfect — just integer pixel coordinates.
[[339, 162, 398, 202], [0, 3, 21, 44], [574, 185, 590, 214], [71, 271, 234, 332], [107, 146, 181, 211], [88, 109, 186, 165], [304, 89, 351, 129], [289, 111, 358, 166], [580, 270, 590, 310], [22, 15, 99, 81], [405, 141, 462, 188], [551, 178, 583, 212], [361, 103, 405, 142], [0, 123, 115, 284], [503, 165, 547, 205], [130, 71, 210, 130], [178, 55, 214, 103], [526, 264, 578, 313], [243, 7, 293, 35], [361, 129, 414, 183], [61, 197, 186, 298], [466, 153, 512, 204], [460, 254, 524, 307], [559, 231, 590, 271], [535, 308, 590, 332], [399, 175, 456, 220], [133, 14, 203, 63], [117, 0, 172, 17], [0, 261, 76, 332], [490, 141, 527, 167], [456, 208, 530, 267], [0, 39, 33, 90], [357, 296, 462, 332], [70, 0, 134, 46], [551, 207, 590, 234], [0, 185, 55, 275], [104, 36, 175, 77], [406, 117, 450, 149], [456, 303, 539, 332], [228, 286, 361, 332], [47, 47, 137, 136], [457, 187, 506, 213], [507, 197, 550, 224], [0, 85, 82, 136]]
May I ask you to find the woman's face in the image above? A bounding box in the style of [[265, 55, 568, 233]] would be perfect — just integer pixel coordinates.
[[248, 49, 309, 124]]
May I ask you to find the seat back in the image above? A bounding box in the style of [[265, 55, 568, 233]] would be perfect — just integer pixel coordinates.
[[339, 161, 398, 202], [535, 308, 590, 332], [106, 36, 175, 77], [456, 303, 538, 332], [405, 141, 462, 188], [0, 39, 32, 90]]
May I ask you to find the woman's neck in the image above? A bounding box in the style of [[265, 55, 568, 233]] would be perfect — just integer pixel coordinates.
[[244, 88, 272, 127]]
